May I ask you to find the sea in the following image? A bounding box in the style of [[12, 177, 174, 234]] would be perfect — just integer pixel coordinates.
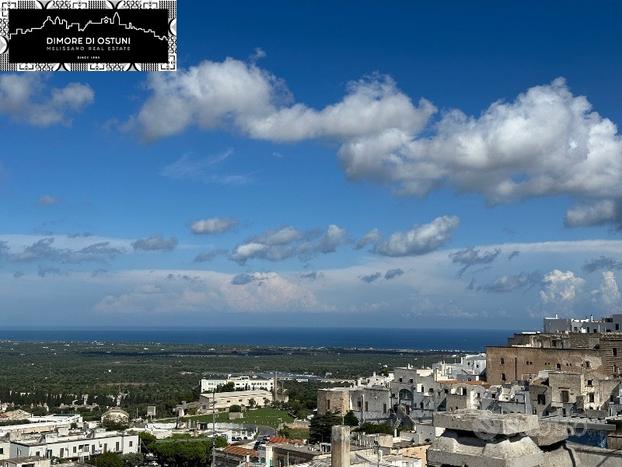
[[0, 327, 514, 352]]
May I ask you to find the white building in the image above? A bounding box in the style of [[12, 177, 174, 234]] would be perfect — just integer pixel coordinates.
[[9, 430, 139, 461], [0, 441, 9, 461], [199, 389, 273, 412], [0, 415, 82, 438], [200, 375, 274, 393], [1, 457, 50, 467], [433, 353, 487, 381], [544, 313, 622, 333]]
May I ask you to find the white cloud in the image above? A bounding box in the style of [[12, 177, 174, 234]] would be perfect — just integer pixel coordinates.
[[230, 224, 347, 264], [190, 217, 238, 235], [132, 235, 178, 251], [592, 271, 621, 308], [565, 200, 620, 227], [130, 63, 622, 223], [129, 58, 284, 141], [244, 76, 435, 142], [95, 270, 318, 313], [340, 78, 622, 201], [356, 228, 381, 250], [539, 269, 585, 304], [0, 74, 93, 126], [373, 215, 459, 257]]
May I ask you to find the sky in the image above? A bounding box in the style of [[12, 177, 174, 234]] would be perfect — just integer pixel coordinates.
[[2, 1, 622, 329]]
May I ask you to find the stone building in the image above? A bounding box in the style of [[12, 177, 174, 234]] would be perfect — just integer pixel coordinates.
[[199, 389, 273, 412], [317, 388, 351, 416], [317, 387, 391, 423], [428, 409, 622, 466]]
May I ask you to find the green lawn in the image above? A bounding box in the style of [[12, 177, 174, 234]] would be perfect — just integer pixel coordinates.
[[170, 408, 294, 428]]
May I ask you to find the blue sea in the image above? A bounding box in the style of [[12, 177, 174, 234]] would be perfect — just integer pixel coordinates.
[[0, 327, 513, 352]]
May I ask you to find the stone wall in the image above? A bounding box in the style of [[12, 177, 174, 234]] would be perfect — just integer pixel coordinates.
[[317, 388, 350, 416], [486, 346, 602, 385]]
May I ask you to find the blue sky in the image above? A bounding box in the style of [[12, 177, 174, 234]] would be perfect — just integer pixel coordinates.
[[2, 1, 622, 329]]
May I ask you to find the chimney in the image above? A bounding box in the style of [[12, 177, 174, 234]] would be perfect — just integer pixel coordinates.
[[331, 425, 350, 467]]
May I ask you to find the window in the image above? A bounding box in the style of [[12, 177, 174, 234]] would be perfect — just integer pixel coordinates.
[[589, 393, 595, 403], [617, 324, 620, 331], [73, 446, 77, 453], [561, 390, 570, 403], [537, 394, 546, 405], [129, 441, 133, 447], [500, 358, 505, 365], [0, 448, 3, 454], [556, 363, 561, 370], [587, 379, 593, 387], [614, 348, 618, 357], [501, 373, 506, 382], [116, 442, 120, 451], [585, 361, 591, 369], [326, 400, 331, 411], [409, 378, 414, 383], [365, 401, 369, 411], [383, 403, 387, 414], [357, 400, 362, 409], [399, 377, 403, 382]]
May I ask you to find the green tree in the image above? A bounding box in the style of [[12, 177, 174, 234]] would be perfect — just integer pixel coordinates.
[[151, 437, 226, 467], [93, 452, 123, 467], [309, 413, 342, 444], [139, 432, 157, 453], [355, 422, 394, 435], [229, 404, 242, 412], [343, 411, 359, 427], [122, 453, 144, 467], [218, 382, 235, 392], [102, 419, 129, 431]]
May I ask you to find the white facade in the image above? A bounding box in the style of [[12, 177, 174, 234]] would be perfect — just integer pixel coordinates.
[[544, 313, 622, 333], [200, 375, 274, 393], [10, 430, 139, 461], [199, 389, 274, 411], [0, 415, 82, 438], [0, 441, 9, 461]]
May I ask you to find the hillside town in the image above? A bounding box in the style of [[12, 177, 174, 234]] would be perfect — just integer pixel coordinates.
[[3, 314, 622, 466]]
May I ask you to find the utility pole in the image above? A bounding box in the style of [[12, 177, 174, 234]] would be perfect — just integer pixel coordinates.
[[211, 388, 216, 467]]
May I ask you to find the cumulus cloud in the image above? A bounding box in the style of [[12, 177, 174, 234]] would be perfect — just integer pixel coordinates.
[[0, 74, 94, 126], [130, 64, 622, 224], [128, 59, 285, 141], [384, 268, 404, 280], [449, 247, 501, 277], [341, 78, 622, 201], [230, 224, 347, 264], [39, 195, 58, 206], [539, 269, 585, 304], [565, 200, 621, 228], [508, 250, 520, 261], [96, 270, 318, 313], [592, 271, 621, 308], [583, 256, 622, 273], [477, 272, 542, 293], [356, 228, 381, 250], [373, 216, 459, 257], [132, 235, 178, 252], [9, 238, 123, 263], [360, 272, 382, 283], [190, 217, 238, 235]]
